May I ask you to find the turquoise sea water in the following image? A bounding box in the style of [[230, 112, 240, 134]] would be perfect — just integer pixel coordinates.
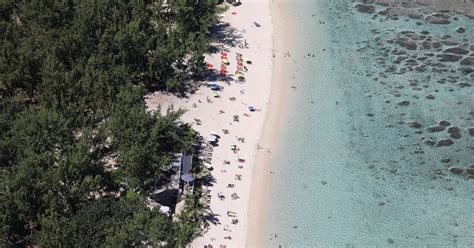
[[264, 1, 473, 246]]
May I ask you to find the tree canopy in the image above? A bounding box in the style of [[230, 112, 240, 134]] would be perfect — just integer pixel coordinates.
[[1, 0, 218, 246]]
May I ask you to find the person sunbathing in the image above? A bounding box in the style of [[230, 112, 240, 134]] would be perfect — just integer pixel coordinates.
[[231, 193, 239, 200], [194, 118, 202, 125]]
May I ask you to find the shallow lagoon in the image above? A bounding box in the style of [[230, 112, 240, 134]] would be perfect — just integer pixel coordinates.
[[264, 0, 473, 246]]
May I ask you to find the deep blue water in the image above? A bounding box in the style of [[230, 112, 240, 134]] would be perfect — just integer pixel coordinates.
[[264, 1, 473, 246]]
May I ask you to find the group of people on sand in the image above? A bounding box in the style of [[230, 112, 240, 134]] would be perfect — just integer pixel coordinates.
[[206, 130, 246, 243], [234, 52, 249, 82], [194, 3, 268, 244], [198, 32, 258, 248]]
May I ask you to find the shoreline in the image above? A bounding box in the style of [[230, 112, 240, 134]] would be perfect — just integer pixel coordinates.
[[249, 1, 474, 246], [146, 1, 274, 246], [246, 0, 292, 246]]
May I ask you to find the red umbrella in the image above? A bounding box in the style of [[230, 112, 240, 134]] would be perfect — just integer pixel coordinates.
[[207, 63, 213, 69]]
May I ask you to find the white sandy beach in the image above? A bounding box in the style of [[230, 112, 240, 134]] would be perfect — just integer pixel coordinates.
[[247, 0, 291, 246], [146, 1, 273, 247]]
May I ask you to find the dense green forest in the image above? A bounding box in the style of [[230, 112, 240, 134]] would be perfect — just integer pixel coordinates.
[[0, 0, 218, 246]]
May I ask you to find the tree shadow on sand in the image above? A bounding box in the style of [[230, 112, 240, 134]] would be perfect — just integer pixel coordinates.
[[204, 214, 221, 226], [208, 20, 244, 54], [154, 66, 237, 99], [197, 213, 222, 236], [148, 20, 243, 98], [201, 173, 217, 187], [194, 69, 235, 84]]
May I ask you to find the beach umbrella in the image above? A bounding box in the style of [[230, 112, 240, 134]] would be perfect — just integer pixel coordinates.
[[248, 106, 255, 112], [208, 83, 221, 91], [212, 92, 219, 98], [207, 63, 213, 69], [207, 135, 217, 142], [217, 192, 225, 200]]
